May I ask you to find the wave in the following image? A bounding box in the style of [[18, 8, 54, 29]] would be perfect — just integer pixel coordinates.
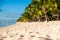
[[0, 19, 16, 27]]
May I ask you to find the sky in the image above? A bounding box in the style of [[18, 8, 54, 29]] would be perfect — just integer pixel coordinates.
[[0, 0, 31, 19]]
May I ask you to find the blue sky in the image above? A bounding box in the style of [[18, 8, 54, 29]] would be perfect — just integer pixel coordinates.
[[0, 0, 31, 19]]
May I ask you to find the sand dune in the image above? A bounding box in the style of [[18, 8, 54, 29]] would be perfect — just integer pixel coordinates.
[[0, 21, 60, 40]]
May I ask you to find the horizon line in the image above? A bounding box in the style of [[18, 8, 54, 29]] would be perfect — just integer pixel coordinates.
[[0, 18, 18, 19]]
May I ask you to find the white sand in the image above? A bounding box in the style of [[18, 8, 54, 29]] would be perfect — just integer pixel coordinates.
[[0, 21, 60, 40]]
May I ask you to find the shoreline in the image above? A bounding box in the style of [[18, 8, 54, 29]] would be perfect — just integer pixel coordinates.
[[0, 21, 59, 31]]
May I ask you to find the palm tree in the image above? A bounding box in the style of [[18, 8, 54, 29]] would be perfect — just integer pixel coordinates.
[[32, 0, 43, 21], [41, 0, 58, 21]]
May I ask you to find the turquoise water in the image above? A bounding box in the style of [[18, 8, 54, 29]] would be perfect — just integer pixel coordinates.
[[0, 19, 16, 27]]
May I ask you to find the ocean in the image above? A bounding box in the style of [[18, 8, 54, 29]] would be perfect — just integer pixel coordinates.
[[0, 19, 16, 27]]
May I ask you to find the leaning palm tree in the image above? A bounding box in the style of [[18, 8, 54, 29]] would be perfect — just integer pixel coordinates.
[[40, 0, 58, 21]]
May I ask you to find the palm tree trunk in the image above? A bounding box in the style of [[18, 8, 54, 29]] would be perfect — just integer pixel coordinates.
[[44, 10, 48, 22], [42, 5, 48, 22], [55, 3, 59, 20], [36, 8, 41, 22], [57, 13, 59, 20], [45, 14, 48, 21], [38, 14, 40, 22]]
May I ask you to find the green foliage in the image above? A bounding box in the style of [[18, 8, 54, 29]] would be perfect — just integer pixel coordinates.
[[17, 0, 60, 22], [38, 10, 43, 16]]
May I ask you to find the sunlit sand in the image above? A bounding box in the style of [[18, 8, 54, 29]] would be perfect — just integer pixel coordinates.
[[0, 21, 60, 40]]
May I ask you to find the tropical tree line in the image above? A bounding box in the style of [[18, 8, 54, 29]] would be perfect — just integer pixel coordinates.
[[17, 0, 60, 22]]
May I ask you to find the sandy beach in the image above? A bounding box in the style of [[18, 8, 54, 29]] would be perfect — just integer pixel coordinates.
[[0, 21, 60, 40]]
